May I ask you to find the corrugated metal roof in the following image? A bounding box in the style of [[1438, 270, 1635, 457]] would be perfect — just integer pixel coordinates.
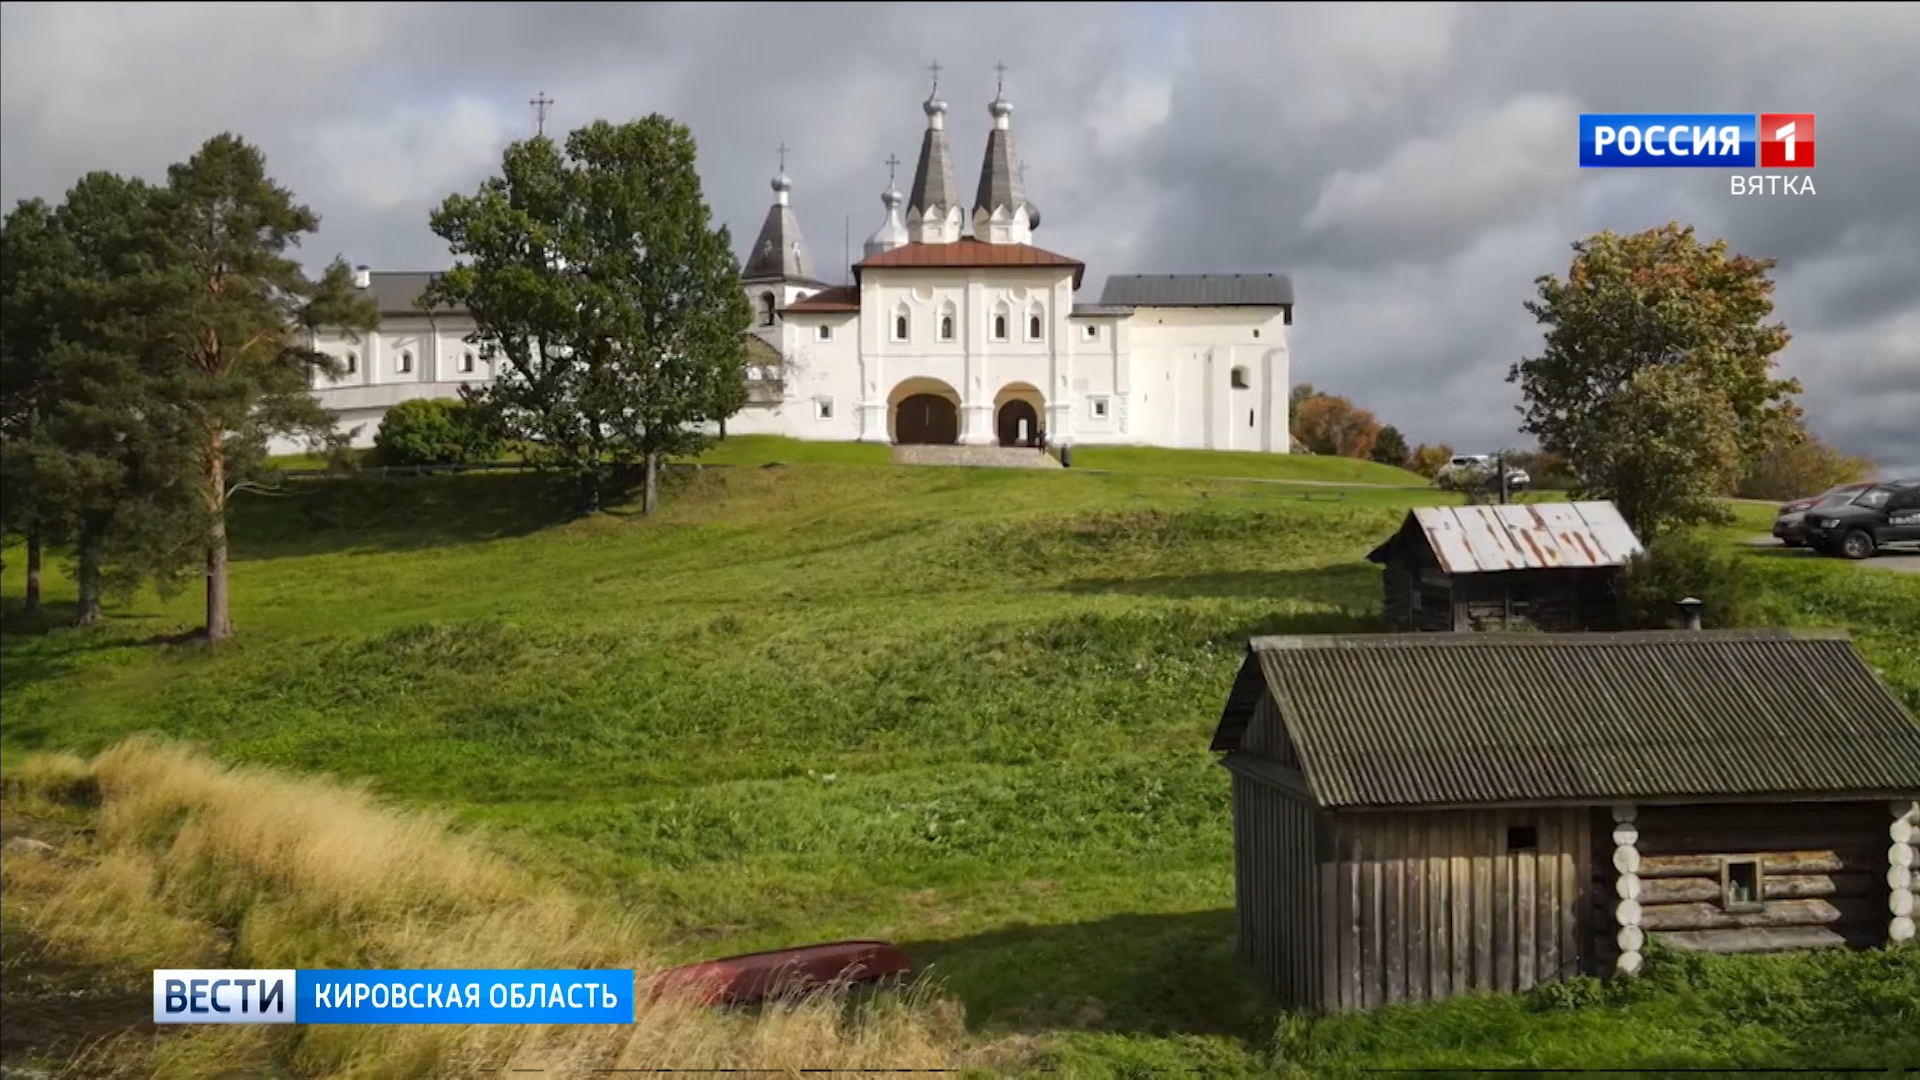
[[1367, 501, 1643, 573], [1070, 303, 1134, 317], [1211, 630, 1920, 809], [1098, 273, 1295, 308]]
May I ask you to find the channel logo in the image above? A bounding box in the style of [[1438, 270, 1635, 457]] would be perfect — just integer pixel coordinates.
[[1579, 113, 1816, 169]]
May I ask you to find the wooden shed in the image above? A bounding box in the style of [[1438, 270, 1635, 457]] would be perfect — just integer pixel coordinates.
[[1211, 629, 1920, 1013], [1364, 502, 1644, 632]]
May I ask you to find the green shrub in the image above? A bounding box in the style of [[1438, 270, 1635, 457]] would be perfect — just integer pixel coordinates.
[[1620, 530, 1764, 629], [372, 398, 501, 466]]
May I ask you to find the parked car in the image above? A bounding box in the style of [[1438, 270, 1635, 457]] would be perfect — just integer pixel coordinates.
[[1773, 482, 1877, 546], [1436, 454, 1530, 492], [1803, 482, 1920, 559]]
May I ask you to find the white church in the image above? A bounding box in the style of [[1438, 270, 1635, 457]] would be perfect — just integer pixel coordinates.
[[297, 73, 1296, 454]]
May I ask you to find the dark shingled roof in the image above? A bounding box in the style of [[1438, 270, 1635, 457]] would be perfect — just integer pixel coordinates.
[[908, 116, 961, 217], [365, 271, 466, 317], [1212, 630, 1920, 809], [1100, 273, 1295, 308], [742, 203, 826, 286], [780, 285, 860, 313]]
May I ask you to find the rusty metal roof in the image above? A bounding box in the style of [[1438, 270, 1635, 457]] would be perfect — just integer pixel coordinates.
[[1365, 501, 1643, 573], [853, 239, 1085, 288], [1211, 630, 1920, 809]]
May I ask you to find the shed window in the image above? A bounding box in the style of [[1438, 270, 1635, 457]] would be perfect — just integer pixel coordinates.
[[1722, 858, 1762, 911], [1506, 825, 1537, 853]]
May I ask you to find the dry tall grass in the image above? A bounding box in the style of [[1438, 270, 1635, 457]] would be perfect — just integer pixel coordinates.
[[1, 738, 995, 1078]]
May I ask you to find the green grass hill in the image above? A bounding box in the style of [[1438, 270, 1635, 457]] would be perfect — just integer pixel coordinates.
[[4, 440, 1916, 1075]]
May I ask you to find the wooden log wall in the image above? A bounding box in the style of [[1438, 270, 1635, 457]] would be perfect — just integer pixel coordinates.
[[1590, 802, 1894, 958], [1231, 773, 1321, 1010], [1320, 808, 1591, 1012], [1892, 800, 1918, 945], [1382, 564, 1415, 629]]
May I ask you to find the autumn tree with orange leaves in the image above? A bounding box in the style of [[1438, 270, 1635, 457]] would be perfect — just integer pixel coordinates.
[[1290, 390, 1383, 460]]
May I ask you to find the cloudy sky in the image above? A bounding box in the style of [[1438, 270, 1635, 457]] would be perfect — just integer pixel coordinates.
[[4, 1, 1916, 472]]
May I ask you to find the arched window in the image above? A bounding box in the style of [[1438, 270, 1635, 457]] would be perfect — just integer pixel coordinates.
[[893, 303, 910, 342], [1029, 314, 1043, 340], [343, 351, 357, 375], [760, 292, 777, 326], [1231, 365, 1250, 390], [460, 351, 476, 373], [993, 314, 1008, 341], [938, 301, 957, 341], [940, 315, 954, 340], [398, 351, 414, 375]]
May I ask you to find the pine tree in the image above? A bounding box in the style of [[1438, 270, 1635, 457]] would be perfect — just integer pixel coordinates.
[[428, 116, 752, 515], [145, 134, 377, 641], [3, 176, 207, 625]]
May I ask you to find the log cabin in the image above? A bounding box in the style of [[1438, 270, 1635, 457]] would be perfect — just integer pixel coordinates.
[[1211, 628, 1920, 1013], [1364, 502, 1644, 632]]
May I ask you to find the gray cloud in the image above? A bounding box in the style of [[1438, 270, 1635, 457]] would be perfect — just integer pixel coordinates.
[[3, 0, 1915, 474]]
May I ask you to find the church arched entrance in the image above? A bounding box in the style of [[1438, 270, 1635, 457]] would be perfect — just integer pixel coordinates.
[[996, 400, 1040, 447], [895, 394, 959, 445]]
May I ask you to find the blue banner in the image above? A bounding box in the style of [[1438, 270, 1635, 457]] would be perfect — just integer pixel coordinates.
[[1579, 113, 1756, 168], [154, 969, 636, 1024], [298, 970, 634, 1024]]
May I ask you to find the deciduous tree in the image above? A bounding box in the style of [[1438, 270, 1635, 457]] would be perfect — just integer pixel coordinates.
[[1510, 224, 1800, 538], [1736, 421, 1875, 501], [1370, 425, 1410, 468], [1407, 443, 1454, 479], [427, 116, 752, 516], [1291, 391, 1382, 459], [147, 134, 378, 640]]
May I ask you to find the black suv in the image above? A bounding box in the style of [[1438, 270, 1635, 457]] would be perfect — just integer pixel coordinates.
[[1803, 479, 1920, 559]]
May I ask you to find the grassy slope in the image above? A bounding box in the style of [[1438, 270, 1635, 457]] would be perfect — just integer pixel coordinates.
[[3, 461, 1916, 1075]]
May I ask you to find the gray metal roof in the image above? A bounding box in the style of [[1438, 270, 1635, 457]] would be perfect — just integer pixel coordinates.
[[1099, 273, 1295, 308], [1070, 303, 1134, 317], [1366, 502, 1644, 573], [742, 203, 824, 285], [365, 271, 465, 317], [1211, 629, 1920, 809]]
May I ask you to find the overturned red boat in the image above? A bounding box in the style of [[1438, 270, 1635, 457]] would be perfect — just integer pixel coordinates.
[[644, 940, 913, 1007]]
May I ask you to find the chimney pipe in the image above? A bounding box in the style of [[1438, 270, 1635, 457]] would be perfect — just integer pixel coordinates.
[[1676, 597, 1704, 631], [352, 265, 371, 290]]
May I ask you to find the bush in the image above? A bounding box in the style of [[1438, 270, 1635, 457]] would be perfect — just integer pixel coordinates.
[[1620, 530, 1764, 629], [372, 398, 501, 466]]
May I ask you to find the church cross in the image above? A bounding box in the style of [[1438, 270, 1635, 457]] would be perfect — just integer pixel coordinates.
[[994, 60, 1009, 95], [1015, 160, 1029, 187], [885, 154, 901, 185], [530, 91, 554, 137], [928, 60, 943, 93], [777, 141, 789, 172]]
